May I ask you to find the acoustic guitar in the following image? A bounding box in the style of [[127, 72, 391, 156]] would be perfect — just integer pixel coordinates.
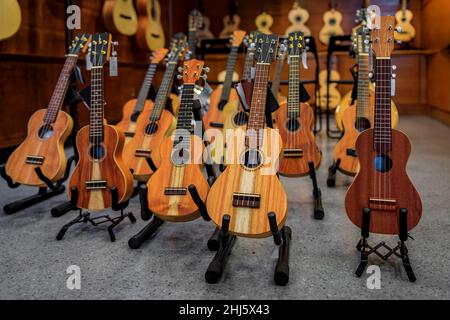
[[220, 0, 241, 38], [394, 0, 416, 43], [277, 32, 321, 176], [319, 0, 344, 46], [136, 0, 165, 51], [316, 69, 341, 112], [6, 34, 91, 186], [345, 16, 422, 234], [0, 0, 21, 41], [206, 34, 287, 238], [116, 48, 168, 145], [187, 10, 203, 59], [68, 33, 134, 210], [285, 0, 311, 36], [255, 2, 273, 35], [146, 59, 210, 222], [122, 36, 188, 182], [203, 30, 246, 132], [102, 0, 138, 36]]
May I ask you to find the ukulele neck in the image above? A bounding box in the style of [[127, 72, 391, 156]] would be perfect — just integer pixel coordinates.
[[149, 62, 178, 121], [220, 45, 239, 102], [374, 57, 392, 153], [176, 83, 195, 132], [188, 29, 197, 57], [134, 62, 158, 113], [43, 54, 78, 124], [287, 55, 300, 119], [89, 66, 105, 144], [356, 53, 370, 119]]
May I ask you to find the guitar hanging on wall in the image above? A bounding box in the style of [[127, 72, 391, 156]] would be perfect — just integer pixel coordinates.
[[102, 0, 139, 36], [136, 0, 165, 51], [0, 0, 21, 41], [319, 0, 344, 46], [394, 0, 416, 43], [187, 9, 204, 59], [255, 1, 273, 35], [6, 34, 91, 186], [68, 33, 134, 210], [220, 0, 241, 38], [285, 0, 311, 36]]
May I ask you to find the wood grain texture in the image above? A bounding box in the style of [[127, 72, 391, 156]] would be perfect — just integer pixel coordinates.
[[206, 128, 287, 238], [68, 124, 134, 211], [115, 98, 154, 144], [345, 128, 422, 234], [277, 103, 321, 176], [203, 86, 238, 132], [146, 135, 209, 222], [5, 109, 72, 186]]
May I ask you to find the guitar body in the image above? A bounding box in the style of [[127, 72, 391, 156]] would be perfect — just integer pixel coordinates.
[[222, 100, 248, 130], [69, 124, 134, 211], [255, 12, 273, 34], [122, 107, 176, 181], [277, 103, 321, 176], [319, 9, 344, 45], [147, 135, 209, 222], [0, 0, 21, 41], [145, 0, 165, 50], [6, 109, 73, 186], [103, 0, 138, 36], [207, 128, 287, 238], [220, 15, 241, 38], [345, 128, 422, 234], [116, 99, 154, 144], [285, 6, 311, 36], [316, 70, 341, 112], [204, 86, 239, 132], [394, 10, 415, 42]]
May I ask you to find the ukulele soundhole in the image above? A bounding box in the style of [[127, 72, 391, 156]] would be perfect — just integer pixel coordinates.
[[374, 154, 393, 173], [130, 111, 140, 122], [242, 149, 263, 170], [233, 112, 249, 126], [286, 118, 300, 132], [145, 122, 159, 135], [171, 147, 190, 166], [354, 117, 371, 132], [329, 18, 336, 26], [38, 125, 54, 140], [89, 144, 106, 161], [295, 16, 302, 23]]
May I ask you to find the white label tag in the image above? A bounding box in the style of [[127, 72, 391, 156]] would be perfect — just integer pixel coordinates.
[[109, 55, 118, 77], [86, 51, 92, 71], [301, 51, 308, 69], [391, 78, 396, 96]]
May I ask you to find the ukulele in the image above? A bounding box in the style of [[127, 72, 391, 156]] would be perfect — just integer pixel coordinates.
[[136, 0, 165, 51], [187, 10, 203, 59], [6, 34, 91, 186], [0, 0, 21, 41], [206, 33, 287, 238], [285, 0, 311, 36], [345, 16, 422, 234], [68, 33, 134, 210], [394, 0, 416, 43], [271, 42, 288, 105], [197, 15, 214, 45], [277, 32, 321, 176], [255, 2, 273, 35], [319, 0, 344, 46], [316, 69, 341, 112], [220, 0, 241, 38], [146, 59, 210, 222], [122, 36, 188, 182], [204, 30, 246, 132], [116, 48, 168, 145], [102, 0, 138, 36]]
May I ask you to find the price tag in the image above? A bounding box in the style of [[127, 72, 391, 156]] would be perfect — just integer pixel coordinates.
[[109, 41, 118, 77]]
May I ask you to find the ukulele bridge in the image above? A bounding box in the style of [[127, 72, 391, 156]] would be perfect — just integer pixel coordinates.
[[232, 192, 261, 209], [85, 180, 107, 190], [135, 149, 152, 158], [164, 187, 187, 195], [369, 198, 397, 211], [25, 155, 45, 165], [124, 132, 135, 138], [283, 149, 303, 158]]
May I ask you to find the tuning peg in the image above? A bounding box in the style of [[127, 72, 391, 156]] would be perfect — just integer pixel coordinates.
[[392, 65, 397, 71], [369, 72, 374, 79], [392, 73, 397, 78], [203, 67, 210, 73], [178, 66, 183, 73], [201, 74, 208, 81], [305, 38, 310, 44], [396, 40, 402, 45], [177, 74, 183, 79]]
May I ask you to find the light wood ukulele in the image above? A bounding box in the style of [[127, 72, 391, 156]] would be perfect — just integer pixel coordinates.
[[116, 48, 168, 145], [319, 0, 344, 46], [102, 0, 139, 36], [122, 37, 188, 182], [316, 69, 341, 112], [68, 33, 134, 210], [0, 0, 21, 41], [136, 0, 165, 51], [207, 34, 287, 238], [277, 32, 321, 176], [394, 0, 416, 43], [345, 16, 422, 234], [285, 1, 311, 36], [220, 0, 241, 38], [146, 60, 209, 222], [255, 2, 273, 35], [6, 34, 91, 186]]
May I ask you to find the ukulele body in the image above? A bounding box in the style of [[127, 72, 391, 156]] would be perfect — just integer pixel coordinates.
[[204, 85, 239, 132], [345, 128, 422, 234], [207, 128, 287, 238], [285, 7, 311, 36], [103, 0, 138, 36], [144, 0, 165, 50], [277, 102, 321, 176], [0, 0, 21, 41], [222, 100, 248, 131], [197, 16, 214, 45], [319, 9, 344, 45], [122, 106, 176, 182], [220, 15, 241, 38], [394, 10, 415, 42], [68, 124, 134, 210], [6, 109, 73, 186], [116, 99, 154, 144], [255, 12, 273, 35], [146, 135, 209, 222], [316, 70, 341, 112]]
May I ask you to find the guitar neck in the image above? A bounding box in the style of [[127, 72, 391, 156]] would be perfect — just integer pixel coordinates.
[[220, 45, 239, 101], [271, 54, 285, 97], [43, 54, 78, 124], [247, 63, 270, 134], [242, 48, 255, 81], [176, 83, 195, 131], [89, 67, 105, 144], [356, 53, 370, 119], [188, 30, 197, 57], [134, 63, 158, 113], [374, 58, 392, 152], [287, 55, 300, 118], [149, 62, 178, 121]]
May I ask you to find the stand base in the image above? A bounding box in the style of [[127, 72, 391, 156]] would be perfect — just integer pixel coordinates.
[[3, 185, 65, 215], [308, 161, 324, 220]]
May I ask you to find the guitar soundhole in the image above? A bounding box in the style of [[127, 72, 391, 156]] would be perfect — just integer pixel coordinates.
[[295, 16, 302, 23], [242, 149, 263, 170], [354, 117, 371, 132], [286, 118, 300, 132], [171, 147, 190, 166], [89, 144, 106, 161], [145, 122, 159, 135], [374, 154, 393, 173], [233, 112, 249, 126], [261, 21, 267, 27], [130, 111, 140, 122], [38, 125, 54, 140], [329, 18, 336, 26]]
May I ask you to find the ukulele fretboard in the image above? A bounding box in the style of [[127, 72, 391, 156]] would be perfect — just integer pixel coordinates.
[[89, 67, 105, 143], [287, 55, 301, 119], [134, 63, 158, 113], [220, 45, 240, 102], [356, 53, 370, 119], [374, 58, 392, 152], [150, 62, 178, 121]]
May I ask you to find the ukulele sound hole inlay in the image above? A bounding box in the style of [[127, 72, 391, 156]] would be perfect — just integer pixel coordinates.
[[89, 144, 106, 161], [242, 149, 263, 169], [286, 118, 300, 132], [374, 154, 393, 173], [38, 125, 54, 140]]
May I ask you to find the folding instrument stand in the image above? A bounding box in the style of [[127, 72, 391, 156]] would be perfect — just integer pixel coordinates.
[[354, 208, 417, 282]]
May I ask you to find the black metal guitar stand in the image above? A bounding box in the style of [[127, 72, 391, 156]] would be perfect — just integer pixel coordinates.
[[308, 161, 325, 220], [354, 208, 417, 282], [56, 186, 136, 242]]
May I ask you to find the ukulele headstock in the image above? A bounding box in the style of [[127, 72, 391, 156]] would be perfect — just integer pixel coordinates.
[[68, 33, 92, 55], [230, 30, 246, 47], [243, 31, 258, 50], [90, 33, 112, 67], [354, 26, 371, 55], [150, 48, 169, 64], [372, 16, 395, 58], [188, 9, 203, 31], [287, 31, 305, 57], [178, 60, 208, 85], [167, 33, 188, 63], [254, 33, 279, 64]]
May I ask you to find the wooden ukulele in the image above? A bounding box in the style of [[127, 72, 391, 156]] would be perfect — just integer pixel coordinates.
[[122, 37, 188, 182], [116, 48, 168, 145], [316, 69, 341, 112], [102, 0, 138, 36], [68, 33, 134, 210], [6, 34, 91, 186], [220, 0, 241, 38], [146, 59, 210, 222], [285, 0, 311, 36], [197, 15, 214, 45], [187, 9, 203, 59], [0, 0, 21, 41], [319, 0, 344, 46], [394, 0, 416, 43], [271, 42, 288, 105], [277, 32, 321, 176], [207, 34, 287, 238], [204, 30, 246, 132], [255, 2, 273, 35], [345, 16, 422, 234], [136, 0, 165, 51]]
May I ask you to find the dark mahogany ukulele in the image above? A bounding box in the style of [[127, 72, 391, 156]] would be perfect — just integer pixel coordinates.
[[145, 59, 209, 222], [6, 34, 91, 186], [68, 33, 134, 210], [345, 16, 422, 234], [277, 32, 321, 176]]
